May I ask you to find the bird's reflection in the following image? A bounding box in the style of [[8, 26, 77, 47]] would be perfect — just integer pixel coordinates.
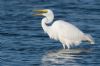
[[42, 48, 92, 66]]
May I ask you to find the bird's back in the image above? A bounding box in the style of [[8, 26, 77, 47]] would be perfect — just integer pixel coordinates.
[[51, 20, 85, 39], [50, 20, 85, 46]]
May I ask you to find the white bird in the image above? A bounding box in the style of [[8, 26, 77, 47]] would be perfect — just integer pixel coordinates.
[[33, 9, 95, 49]]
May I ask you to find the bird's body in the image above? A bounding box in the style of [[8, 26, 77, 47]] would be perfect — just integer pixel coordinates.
[[34, 9, 95, 49]]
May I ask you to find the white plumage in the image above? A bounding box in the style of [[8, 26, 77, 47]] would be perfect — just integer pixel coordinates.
[[34, 9, 95, 49]]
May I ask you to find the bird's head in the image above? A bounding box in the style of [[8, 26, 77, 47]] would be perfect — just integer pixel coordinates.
[[33, 9, 54, 17]]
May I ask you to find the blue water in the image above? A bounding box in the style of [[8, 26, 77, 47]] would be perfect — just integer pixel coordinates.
[[0, 0, 100, 66]]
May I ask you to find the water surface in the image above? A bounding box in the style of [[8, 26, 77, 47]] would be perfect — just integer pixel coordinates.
[[0, 0, 100, 66]]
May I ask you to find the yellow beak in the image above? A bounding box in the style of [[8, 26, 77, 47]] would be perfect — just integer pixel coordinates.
[[33, 9, 48, 13], [33, 9, 48, 16]]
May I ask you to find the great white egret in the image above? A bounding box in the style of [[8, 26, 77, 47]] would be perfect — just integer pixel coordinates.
[[33, 9, 95, 49]]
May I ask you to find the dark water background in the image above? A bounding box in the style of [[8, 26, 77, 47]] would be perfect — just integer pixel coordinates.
[[0, 0, 100, 66]]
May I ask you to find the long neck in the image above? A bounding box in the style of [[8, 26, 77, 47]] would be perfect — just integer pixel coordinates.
[[41, 14, 54, 33]]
